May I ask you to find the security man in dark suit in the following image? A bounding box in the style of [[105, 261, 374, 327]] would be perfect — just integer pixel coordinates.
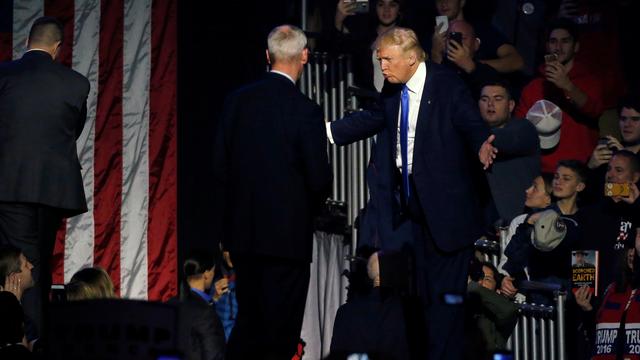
[[328, 27, 497, 359], [213, 25, 332, 360], [0, 17, 89, 335]]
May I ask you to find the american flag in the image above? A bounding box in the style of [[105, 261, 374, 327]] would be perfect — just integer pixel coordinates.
[[0, 0, 178, 301]]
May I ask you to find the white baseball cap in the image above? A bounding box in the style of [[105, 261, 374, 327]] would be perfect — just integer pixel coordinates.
[[531, 209, 567, 252], [526, 99, 562, 149]]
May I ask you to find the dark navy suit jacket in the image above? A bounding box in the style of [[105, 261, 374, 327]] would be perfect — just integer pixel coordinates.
[[0, 50, 89, 215], [213, 72, 332, 262], [331, 62, 490, 252]]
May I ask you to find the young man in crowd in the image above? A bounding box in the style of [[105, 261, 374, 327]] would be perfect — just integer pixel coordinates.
[[515, 19, 604, 174], [478, 80, 540, 224]]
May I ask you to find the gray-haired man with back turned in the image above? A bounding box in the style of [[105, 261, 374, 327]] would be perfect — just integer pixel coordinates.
[[214, 25, 332, 360]]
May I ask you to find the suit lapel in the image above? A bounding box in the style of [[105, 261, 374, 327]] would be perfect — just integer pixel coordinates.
[[386, 90, 401, 160], [414, 63, 434, 158]]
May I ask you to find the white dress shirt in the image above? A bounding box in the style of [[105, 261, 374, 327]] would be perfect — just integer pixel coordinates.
[[326, 62, 426, 174], [270, 70, 295, 84], [396, 62, 426, 174]]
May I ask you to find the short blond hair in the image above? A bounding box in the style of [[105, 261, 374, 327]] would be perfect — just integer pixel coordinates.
[[267, 24, 307, 63], [376, 27, 426, 62]]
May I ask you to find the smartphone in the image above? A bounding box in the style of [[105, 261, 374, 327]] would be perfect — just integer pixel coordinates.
[[597, 137, 610, 146], [436, 15, 449, 34], [544, 53, 558, 64], [353, 0, 369, 14], [448, 32, 463, 47], [605, 183, 631, 197]]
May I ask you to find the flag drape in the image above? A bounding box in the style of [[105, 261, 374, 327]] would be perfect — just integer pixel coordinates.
[[0, 0, 178, 301]]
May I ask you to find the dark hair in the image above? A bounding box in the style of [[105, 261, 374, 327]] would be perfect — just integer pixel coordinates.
[[0, 246, 22, 288], [546, 18, 579, 43], [612, 149, 640, 174], [618, 93, 640, 117], [180, 249, 219, 299], [480, 77, 514, 100], [541, 173, 554, 195], [468, 260, 497, 282], [0, 291, 24, 344], [28, 16, 64, 46], [557, 159, 589, 185], [183, 251, 217, 278]]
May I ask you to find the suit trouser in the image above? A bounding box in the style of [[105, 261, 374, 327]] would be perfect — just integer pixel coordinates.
[[0, 202, 62, 339], [405, 176, 473, 360], [226, 255, 310, 360]]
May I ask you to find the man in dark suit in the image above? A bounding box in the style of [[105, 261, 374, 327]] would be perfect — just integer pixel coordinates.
[[213, 25, 332, 360], [0, 17, 89, 336], [328, 27, 496, 359]]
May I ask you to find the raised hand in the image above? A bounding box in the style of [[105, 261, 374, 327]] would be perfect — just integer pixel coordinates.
[[479, 134, 498, 170]]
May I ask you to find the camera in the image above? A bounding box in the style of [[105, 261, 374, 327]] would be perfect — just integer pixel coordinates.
[[604, 182, 631, 197]]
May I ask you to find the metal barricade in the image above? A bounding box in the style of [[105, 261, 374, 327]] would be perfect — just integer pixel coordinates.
[[509, 282, 567, 360], [473, 236, 568, 360], [299, 53, 374, 255]]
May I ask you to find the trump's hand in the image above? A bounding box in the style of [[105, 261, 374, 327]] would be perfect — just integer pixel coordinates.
[[479, 134, 497, 170]]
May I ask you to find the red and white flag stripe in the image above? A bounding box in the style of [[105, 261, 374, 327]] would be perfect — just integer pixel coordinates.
[[0, 0, 178, 301]]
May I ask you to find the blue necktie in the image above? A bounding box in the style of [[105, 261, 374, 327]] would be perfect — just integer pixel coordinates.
[[400, 85, 410, 200]]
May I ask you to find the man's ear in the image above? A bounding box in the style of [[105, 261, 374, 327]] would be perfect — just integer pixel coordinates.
[[632, 172, 640, 184], [52, 41, 62, 60], [577, 182, 586, 192], [265, 49, 271, 65], [301, 48, 309, 65], [407, 51, 417, 66], [508, 99, 515, 113], [474, 38, 481, 52]]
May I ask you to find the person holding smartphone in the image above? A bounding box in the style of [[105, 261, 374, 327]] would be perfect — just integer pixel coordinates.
[[584, 95, 640, 204], [332, 0, 405, 93], [430, 0, 524, 75], [431, 19, 500, 99], [578, 151, 640, 298], [515, 18, 604, 175]]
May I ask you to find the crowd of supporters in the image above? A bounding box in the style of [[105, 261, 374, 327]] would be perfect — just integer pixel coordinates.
[[315, 0, 640, 359]]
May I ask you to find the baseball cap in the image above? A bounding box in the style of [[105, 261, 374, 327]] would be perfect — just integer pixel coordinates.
[[526, 99, 562, 149], [531, 209, 567, 251]]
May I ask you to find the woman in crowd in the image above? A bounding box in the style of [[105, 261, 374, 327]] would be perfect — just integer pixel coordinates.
[[498, 174, 552, 295], [332, 0, 404, 92], [589, 230, 640, 359], [65, 267, 116, 301], [500, 160, 587, 299]]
